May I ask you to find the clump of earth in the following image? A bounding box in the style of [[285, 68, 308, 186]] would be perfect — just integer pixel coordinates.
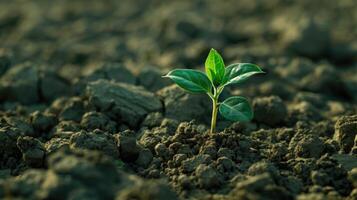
[[0, 0, 356, 199]]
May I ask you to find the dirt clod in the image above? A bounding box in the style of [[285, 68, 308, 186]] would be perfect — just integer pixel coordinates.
[[334, 115, 357, 153], [253, 96, 287, 126]]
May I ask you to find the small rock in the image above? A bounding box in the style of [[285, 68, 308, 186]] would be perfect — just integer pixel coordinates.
[[86, 79, 162, 127]]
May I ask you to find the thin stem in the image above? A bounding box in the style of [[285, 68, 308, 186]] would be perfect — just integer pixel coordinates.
[[210, 97, 218, 134], [209, 85, 224, 134]]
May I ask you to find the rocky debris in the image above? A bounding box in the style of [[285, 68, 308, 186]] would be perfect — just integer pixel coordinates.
[[334, 115, 357, 153], [80, 111, 117, 133], [69, 130, 119, 158], [281, 17, 330, 58], [137, 66, 171, 92], [74, 63, 136, 93], [253, 96, 287, 126], [158, 85, 210, 123], [16, 136, 45, 168], [86, 79, 162, 127]]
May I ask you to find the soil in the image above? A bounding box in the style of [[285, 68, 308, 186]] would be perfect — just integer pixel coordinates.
[[0, 0, 357, 199]]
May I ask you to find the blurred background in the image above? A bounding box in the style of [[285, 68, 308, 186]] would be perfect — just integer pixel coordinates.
[[1, 0, 356, 66], [0, 0, 356, 104]]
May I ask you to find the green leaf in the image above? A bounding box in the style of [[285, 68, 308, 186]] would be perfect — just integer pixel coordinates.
[[219, 96, 253, 122], [164, 69, 212, 93], [205, 48, 225, 86], [222, 63, 264, 86]]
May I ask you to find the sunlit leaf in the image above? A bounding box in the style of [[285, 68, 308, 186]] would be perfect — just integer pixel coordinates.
[[219, 96, 253, 122], [205, 48, 225, 86], [164, 69, 212, 93], [222, 63, 264, 86]]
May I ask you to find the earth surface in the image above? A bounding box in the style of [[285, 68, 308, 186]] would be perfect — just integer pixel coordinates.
[[0, 0, 357, 199]]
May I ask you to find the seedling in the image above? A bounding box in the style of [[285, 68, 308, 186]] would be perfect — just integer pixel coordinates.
[[163, 48, 264, 134]]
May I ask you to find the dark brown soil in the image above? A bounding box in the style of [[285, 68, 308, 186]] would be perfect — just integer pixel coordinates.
[[0, 0, 356, 199]]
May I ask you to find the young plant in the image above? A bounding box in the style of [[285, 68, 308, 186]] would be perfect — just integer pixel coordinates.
[[163, 48, 264, 134]]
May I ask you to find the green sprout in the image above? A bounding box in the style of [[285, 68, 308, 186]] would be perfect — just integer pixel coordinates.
[[163, 48, 264, 134]]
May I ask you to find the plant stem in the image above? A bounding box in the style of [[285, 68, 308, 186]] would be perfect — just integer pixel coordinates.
[[210, 97, 218, 134]]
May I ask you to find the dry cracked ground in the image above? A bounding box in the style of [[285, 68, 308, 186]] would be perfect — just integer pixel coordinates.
[[0, 0, 357, 199]]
